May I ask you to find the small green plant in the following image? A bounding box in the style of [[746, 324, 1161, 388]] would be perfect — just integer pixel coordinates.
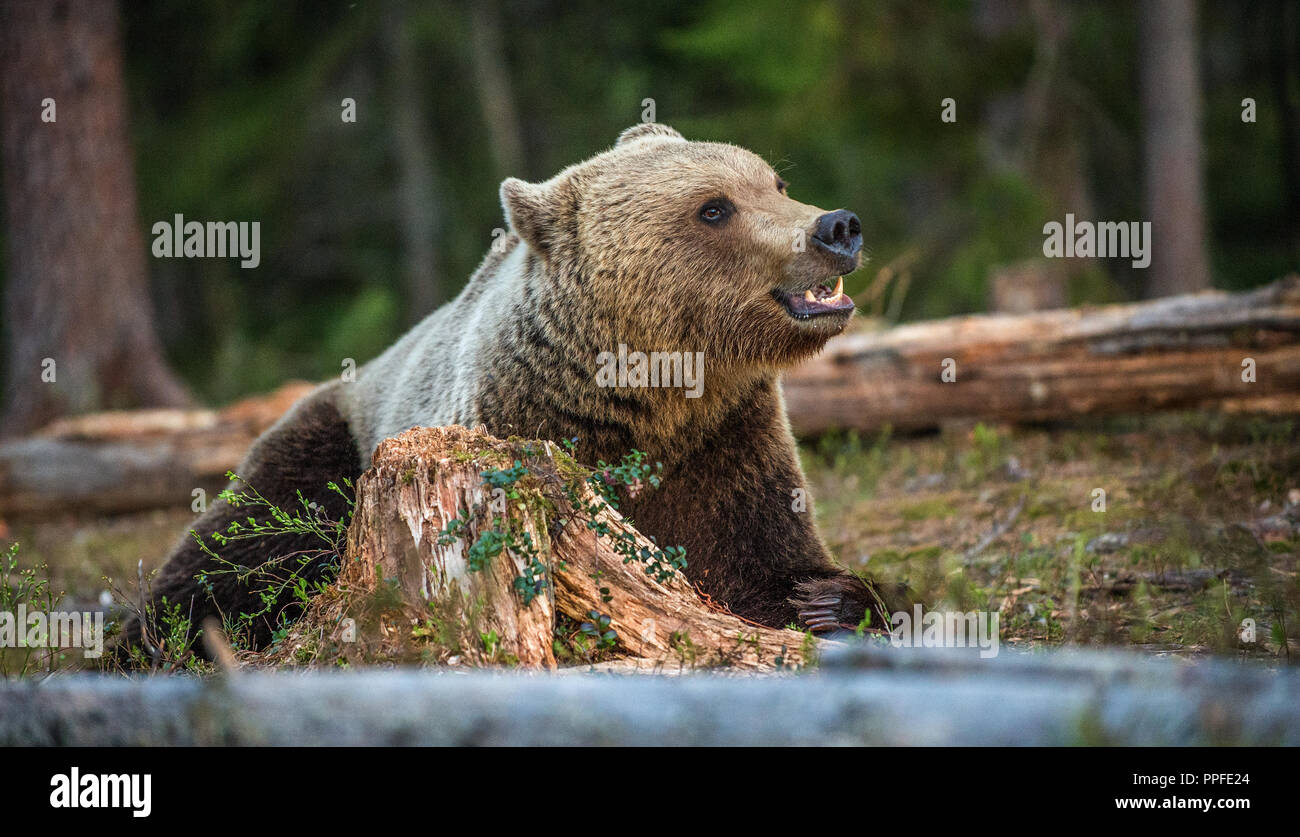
[[436, 508, 472, 546], [0, 542, 64, 678], [799, 629, 820, 667], [120, 595, 211, 674], [511, 532, 549, 605], [582, 446, 662, 507], [436, 460, 552, 604], [190, 472, 355, 649], [481, 629, 500, 658], [465, 529, 509, 572], [482, 459, 529, 490], [558, 440, 686, 584], [669, 629, 698, 668], [962, 422, 1005, 481], [579, 610, 618, 650]]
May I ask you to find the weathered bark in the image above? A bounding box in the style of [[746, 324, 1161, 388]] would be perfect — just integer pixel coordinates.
[[548, 471, 812, 669], [346, 428, 558, 667], [343, 426, 814, 670], [0, 0, 192, 436], [0, 382, 313, 518], [784, 276, 1300, 435]]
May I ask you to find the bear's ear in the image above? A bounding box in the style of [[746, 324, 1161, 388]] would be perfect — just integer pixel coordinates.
[[616, 123, 684, 147], [500, 176, 573, 254]]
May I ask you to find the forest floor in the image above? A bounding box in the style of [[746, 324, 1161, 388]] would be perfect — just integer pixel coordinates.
[[802, 411, 1298, 664], [4, 410, 1297, 668]]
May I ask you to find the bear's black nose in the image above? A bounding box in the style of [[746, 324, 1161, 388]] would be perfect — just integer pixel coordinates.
[[811, 209, 862, 256]]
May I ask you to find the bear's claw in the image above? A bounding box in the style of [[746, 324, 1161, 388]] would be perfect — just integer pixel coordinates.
[[800, 612, 844, 632], [791, 574, 898, 634], [791, 580, 858, 632]]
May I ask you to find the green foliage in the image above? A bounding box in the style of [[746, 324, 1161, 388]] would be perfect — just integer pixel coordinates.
[[190, 472, 355, 647], [579, 610, 618, 650], [561, 438, 687, 585], [510, 533, 549, 606], [583, 446, 663, 508], [435, 459, 553, 603], [962, 422, 1006, 481], [0, 543, 64, 678], [465, 529, 508, 573], [121, 595, 211, 675], [482, 459, 530, 489]]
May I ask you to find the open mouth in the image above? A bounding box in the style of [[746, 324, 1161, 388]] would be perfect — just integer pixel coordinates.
[[774, 276, 855, 319]]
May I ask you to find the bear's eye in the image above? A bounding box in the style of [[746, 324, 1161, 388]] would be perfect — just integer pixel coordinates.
[[698, 199, 732, 225], [775, 177, 787, 194]]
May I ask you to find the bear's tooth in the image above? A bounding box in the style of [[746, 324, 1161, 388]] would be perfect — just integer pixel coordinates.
[[833, 276, 844, 296], [804, 289, 817, 303], [827, 291, 843, 303]]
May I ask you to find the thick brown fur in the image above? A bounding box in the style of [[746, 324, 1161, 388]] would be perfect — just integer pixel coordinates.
[[481, 125, 895, 629]]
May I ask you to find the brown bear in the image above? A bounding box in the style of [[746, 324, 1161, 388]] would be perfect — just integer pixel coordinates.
[[121, 123, 892, 654]]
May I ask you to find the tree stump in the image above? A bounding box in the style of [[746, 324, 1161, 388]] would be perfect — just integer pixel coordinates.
[[343, 426, 814, 671], [347, 428, 557, 667]]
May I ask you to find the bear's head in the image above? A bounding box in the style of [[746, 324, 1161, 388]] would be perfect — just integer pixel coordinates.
[[500, 123, 862, 371]]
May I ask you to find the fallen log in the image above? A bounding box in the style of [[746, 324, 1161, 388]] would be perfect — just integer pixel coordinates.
[[314, 426, 814, 671], [5, 280, 1298, 518], [0, 382, 313, 518], [784, 275, 1300, 435]]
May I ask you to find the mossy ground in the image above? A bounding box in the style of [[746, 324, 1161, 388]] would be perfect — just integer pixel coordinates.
[[802, 411, 1299, 662], [3, 410, 1296, 668]]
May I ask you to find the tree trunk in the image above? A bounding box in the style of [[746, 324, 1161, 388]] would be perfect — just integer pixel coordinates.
[[347, 428, 558, 667], [1270, 0, 1300, 262], [1139, 0, 1212, 297], [342, 426, 815, 670], [0, 0, 192, 437], [382, 0, 444, 322], [468, 0, 525, 178], [782, 276, 1300, 435]]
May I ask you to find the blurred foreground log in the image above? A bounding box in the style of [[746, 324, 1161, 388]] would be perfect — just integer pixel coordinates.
[[785, 276, 1300, 435], [343, 426, 811, 670], [4, 645, 1298, 745]]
